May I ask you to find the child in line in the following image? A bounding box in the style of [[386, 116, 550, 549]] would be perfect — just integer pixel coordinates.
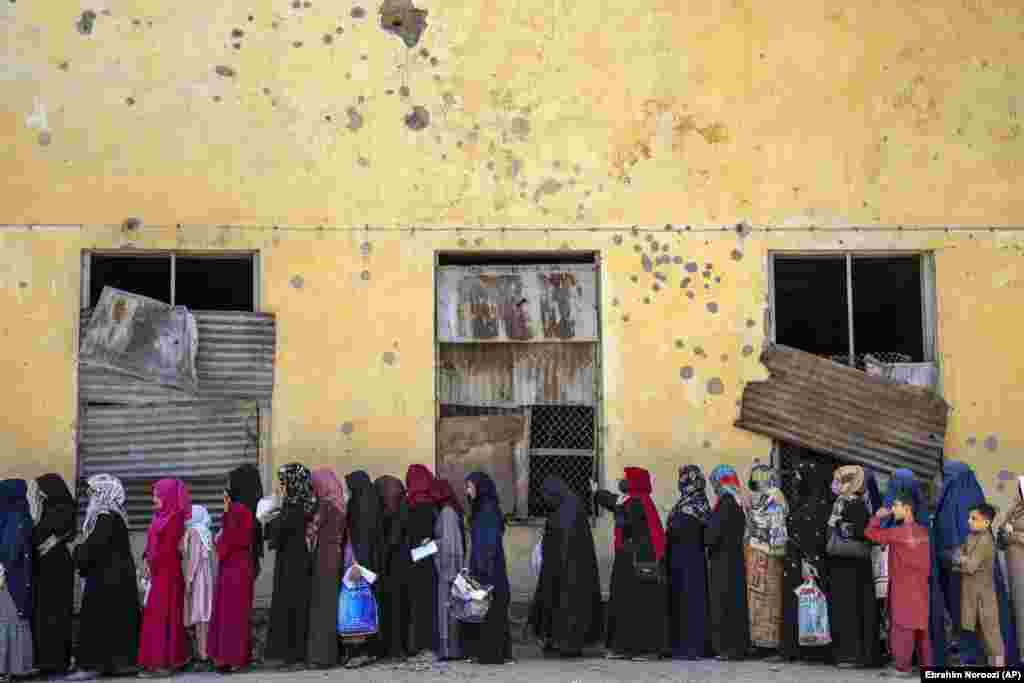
[[953, 503, 1004, 667], [183, 505, 215, 672], [865, 491, 931, 677]]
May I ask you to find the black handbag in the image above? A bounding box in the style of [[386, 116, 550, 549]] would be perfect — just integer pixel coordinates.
[[634, 553, 664, 583], [826, 527, 871, 560]]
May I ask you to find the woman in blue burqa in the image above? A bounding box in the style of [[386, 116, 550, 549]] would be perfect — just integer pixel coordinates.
[[931, 460, 1019, 666]]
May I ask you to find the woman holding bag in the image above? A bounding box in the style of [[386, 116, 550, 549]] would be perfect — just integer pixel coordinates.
[[462, 473, 511, 665]]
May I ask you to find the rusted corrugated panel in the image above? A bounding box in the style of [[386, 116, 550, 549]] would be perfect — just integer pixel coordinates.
[[79, 287, 199, 393], [78, 401, 259, 528], [438, 344, 515, 405], [437, 265, 598, 343], [437, 415, 524, 516], [736, 344, 949, 481], [79, 308, 276, 403], [438, 343, 596, 406], [513, 343, 596, 406]]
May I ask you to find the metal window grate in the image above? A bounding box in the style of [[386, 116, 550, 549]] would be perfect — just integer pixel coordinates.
[[527, 405, 596, 517], [440, 404, 522, 418], [826, 351, 912, 371], [529, 405, 595, 450]]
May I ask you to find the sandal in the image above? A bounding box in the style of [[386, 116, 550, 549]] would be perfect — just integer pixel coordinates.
[[137, 670, 171, 679]]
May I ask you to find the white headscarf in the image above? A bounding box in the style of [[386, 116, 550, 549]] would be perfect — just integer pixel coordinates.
[[26, 480, 43, 525], [81, 474, 127, 541], [185, 504, 213, 554]]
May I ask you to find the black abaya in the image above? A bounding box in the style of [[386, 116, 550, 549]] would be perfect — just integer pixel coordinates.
[[666, 512, 708, 659], [780, 459, 835, 662], [74, 513, 140, 674], [31, 475, 76, 675], [373, 476, 410, 660], [462, 472, 511, 665], [529, 477, 603, 656], [404, 501, 439, 655], [828, 497, 880, 667], [706, 494, 751, 659], [595, 490, 667, 657], [265, 506, 312, 665]]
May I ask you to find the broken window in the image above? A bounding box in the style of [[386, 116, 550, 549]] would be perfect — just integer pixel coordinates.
[[772, 253, 934, 368], [435, 252, 601, 519], [84, 252, 256, 311], [78, 251, 270, 529]]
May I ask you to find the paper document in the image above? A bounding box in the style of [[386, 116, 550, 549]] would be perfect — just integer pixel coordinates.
[[411, 540, 438, 562], [342, 563, 377, 588]]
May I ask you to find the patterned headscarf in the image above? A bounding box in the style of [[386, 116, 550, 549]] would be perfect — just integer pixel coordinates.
[[747, 463, 788, 555], [829, 465, 866, 528], [277, 463, 317, 515], [81, 474, 128, 541], [709, 464, 746, 514], [307, 468, 346, 549], [26, 479, 43, 525], [186, 504, 213, 554], [670, 464, 711, 524]]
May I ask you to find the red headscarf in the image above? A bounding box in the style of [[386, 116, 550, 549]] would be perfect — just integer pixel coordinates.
[[406, 464, 436, 506], [615, 467, 666, 561], [430, 478, 464, 516], [146, 478, 190, 558]]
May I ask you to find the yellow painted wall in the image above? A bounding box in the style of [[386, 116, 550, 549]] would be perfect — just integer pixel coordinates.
[[2, 0, 1024, 589]]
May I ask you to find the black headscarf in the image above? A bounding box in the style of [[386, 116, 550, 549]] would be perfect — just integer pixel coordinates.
[[541, 476, 581, 531], [346, 470, 382, 570], [34, 473, 76, 546], [228, 464, 264, 574]]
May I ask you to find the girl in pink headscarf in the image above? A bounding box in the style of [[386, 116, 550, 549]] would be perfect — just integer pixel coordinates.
[[138, 479, 191, 677]]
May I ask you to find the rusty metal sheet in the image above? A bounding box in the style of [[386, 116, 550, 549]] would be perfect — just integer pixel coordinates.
[[437, 415, 525, 516], [79, 308, 276, 403], [438, 344, 514, 406], [437, 265, 598, 343], [77, 400, 259, 529], [79, 287, 199, 393], [438, 343, 596, 406], [514, 343, 596, 405], [736, 344, 949, 481]]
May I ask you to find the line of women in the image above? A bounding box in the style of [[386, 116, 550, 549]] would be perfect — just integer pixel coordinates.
[[0, 462, 512, 680], [569, 460, 1022, 668]]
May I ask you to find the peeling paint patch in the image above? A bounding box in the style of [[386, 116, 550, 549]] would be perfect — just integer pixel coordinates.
[[380, 0, 428, 48], [698, 122, 730, 144], [77, 10, 96, 35], [290, 275, 305, 289], [533, 178, 563, 203], [405, 105, 430, 130], [707, 377, 724, 395]]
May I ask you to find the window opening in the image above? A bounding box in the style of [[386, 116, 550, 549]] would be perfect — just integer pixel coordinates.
[[88, 255, 171, 308]]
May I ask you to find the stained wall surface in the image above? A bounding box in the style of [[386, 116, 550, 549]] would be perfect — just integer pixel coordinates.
[[2, 0, 1023, 595]]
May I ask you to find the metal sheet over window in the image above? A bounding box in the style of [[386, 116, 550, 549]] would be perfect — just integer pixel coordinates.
[[736, 344, 949, 481], [439, 343, 595, 407], [79, 308, 276, 404], [78, 400, 259, 529], [437, 265, 598, 343], [79, 288, 199, 393]]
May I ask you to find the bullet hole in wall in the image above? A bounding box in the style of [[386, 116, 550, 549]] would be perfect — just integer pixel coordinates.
[[380, 0, 428, 48], [707, 377, 724, 395], [215, 65, 236, 77], [680, 366, 694, 380], [290, 275, 305, 289], [77, 10, 96, 35], [405, 105, 430, 130]]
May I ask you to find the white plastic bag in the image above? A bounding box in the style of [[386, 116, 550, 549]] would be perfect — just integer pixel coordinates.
[[255, 496, 281, 525], [872, 545, 889, 599], [795, 576, 831, 646], [342, 563, 377, 588]]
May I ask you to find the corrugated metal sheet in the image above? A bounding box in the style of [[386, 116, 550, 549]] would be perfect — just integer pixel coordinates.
[[438, 343, 596, 406], [736, 344, 949, 481], [514, 343, 596, 405], [79, 308, 276, 403], [79, 288, 199, 393], [437, 265, 598, 343], [78, 401, 259, 528]]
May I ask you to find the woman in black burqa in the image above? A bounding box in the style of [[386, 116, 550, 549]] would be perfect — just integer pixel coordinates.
[[705, 465, 751, 661], [372, 475, 408, 662], [778, 458, 835, 663], [342, 470, 383, 668], [529, 476, 603, 658], [403, 465, 440, 659], [30, 474, 76, 676]]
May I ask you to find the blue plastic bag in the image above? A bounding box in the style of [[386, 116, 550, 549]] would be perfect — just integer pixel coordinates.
[[337, 578, 379, 639]]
